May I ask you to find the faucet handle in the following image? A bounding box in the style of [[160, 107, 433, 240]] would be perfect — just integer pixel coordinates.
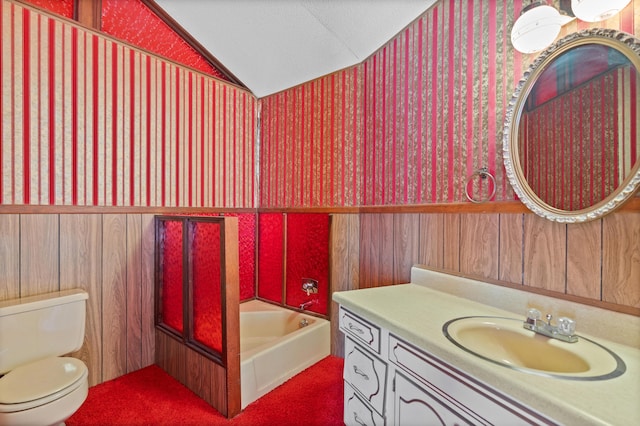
[[557, 317, 576, 336], [526, 308, 541, 321]]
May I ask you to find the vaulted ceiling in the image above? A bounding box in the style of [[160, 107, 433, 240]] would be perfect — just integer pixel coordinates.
[[153, 0, 436, 98]]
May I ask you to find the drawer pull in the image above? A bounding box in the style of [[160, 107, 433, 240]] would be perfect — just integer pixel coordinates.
[[353, 412, 368, 426], [349, 322, 365, 334], [353, 365, 370, 380]]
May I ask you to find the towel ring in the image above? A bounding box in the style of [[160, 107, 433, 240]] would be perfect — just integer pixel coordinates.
[[465, 167, 496, 204]]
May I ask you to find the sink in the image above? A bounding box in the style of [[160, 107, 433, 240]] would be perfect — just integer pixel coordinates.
[[443, 316, 626, 380]]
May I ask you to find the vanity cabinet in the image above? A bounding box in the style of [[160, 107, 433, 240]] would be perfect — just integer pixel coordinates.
[[338, 306, 555, 426]]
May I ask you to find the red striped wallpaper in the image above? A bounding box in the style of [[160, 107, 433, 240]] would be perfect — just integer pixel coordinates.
[[259, 0, 638, 208], [1, 0, 257, 208]]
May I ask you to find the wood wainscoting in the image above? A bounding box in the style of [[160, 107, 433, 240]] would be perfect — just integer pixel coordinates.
[[330, 210, 640, 356], [0, 213, 156, 387]]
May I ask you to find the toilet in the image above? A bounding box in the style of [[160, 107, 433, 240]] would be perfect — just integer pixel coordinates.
[[0, 289, 89, 426]]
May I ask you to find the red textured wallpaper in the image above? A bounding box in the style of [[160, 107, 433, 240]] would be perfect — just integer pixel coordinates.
[[19, 0, 73, 17], [285, 214, 329, 315], [101, 0, 228, 79], [257, 213, 284, 303], [192, 220, 223, 354], [161, 220, 183, 333]]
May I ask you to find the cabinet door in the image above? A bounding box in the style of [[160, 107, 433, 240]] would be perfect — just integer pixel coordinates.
[[394, 372, 473, 426]]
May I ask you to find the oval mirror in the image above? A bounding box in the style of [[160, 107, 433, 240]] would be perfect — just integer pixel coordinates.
[[503, 29, 640, 223]]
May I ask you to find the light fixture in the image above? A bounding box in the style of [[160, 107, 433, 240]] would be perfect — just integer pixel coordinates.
[[511, 1, 564, 54], [571, 0, 632, 22]]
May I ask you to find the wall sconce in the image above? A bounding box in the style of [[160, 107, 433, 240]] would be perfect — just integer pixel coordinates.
[[511, 0, 631, 54], [571, 0, 632, 22]]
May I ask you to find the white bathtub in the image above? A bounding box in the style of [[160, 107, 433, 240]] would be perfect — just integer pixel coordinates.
[[240, 299, 330, 409]]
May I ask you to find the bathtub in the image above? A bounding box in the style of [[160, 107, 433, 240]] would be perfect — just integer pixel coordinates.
[[240, 299, 330, 409]]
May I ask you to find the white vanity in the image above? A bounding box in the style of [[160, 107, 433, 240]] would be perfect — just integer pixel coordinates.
[[333, 266, 640, 426]]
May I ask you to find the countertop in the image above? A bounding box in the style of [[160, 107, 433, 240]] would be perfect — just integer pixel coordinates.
[[332, 266, 640, 426]]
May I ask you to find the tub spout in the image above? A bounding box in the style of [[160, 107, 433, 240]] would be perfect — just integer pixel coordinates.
[[299, 299, 317, 310]]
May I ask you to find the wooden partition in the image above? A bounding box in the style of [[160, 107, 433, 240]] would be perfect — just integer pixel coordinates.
[[154, 216, 240, 418]]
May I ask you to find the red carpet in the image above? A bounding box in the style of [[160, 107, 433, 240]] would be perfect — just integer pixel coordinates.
[[67, 356, 344, 426]]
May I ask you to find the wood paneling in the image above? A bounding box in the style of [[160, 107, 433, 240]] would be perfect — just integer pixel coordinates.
[[567, 220, 602, 300], [60, 215, 103, 386], [141, 214, 156, 367], [418, 213, 443, 269], [498, 214, 524, 284], [102, 214, 128, 381], [523, 215, 566, 292], [393, 214, 420, 284], [330, 214, 360, 357], [20, 215, 59, 296], [603, 213, 640, 308], [443, 213, 460, 271], [460, 214, 499, 280], [0, 215, 20, 299], [0, 213, 156, 387], [126, 215, 143, 373]]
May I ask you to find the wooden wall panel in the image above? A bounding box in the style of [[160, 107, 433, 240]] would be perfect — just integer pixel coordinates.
[[101, 214, 128, 381], [498, 214, 524, 284], [459, 214, 499, 280], [393, 214, 420, 284], [329, 214, 360, 357], [418, 213, 444, 269], [59, 214, 103, 386], [1, 213, 157, 387], [443, 213, 460, 271], [20, 215, 59, 296], [359, 214, 380, 288], [126, 214, 143, 373], [0, 215, 20, 299], [567, 220, 602, 300], [523, 215, 566, 292], [603, 213, 640, 308], [141, 214, 156, 367]]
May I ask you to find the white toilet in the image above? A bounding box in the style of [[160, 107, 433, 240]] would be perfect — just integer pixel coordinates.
[[0, 289, 89, 426]]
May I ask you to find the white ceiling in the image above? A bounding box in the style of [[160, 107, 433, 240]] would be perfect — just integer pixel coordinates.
[[154, 0, 436, 98]]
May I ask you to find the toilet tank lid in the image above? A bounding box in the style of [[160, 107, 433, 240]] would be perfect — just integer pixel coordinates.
[[0, 289, 88, 317]]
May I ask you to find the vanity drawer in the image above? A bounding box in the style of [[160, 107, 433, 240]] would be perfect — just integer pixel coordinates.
[[388, 334, 551, 425], [344, 337, 387, 415], [344, 382, 385, 426], [339, 306, 381, 353]]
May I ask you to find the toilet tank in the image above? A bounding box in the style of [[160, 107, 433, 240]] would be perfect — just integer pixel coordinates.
[[0, 289, 88, 375]]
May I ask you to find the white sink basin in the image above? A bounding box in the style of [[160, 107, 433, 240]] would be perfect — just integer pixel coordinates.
[[443, 316, 626, 380]]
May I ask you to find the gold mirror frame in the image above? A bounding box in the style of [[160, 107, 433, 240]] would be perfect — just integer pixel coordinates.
[[503, 28, 640, 223]]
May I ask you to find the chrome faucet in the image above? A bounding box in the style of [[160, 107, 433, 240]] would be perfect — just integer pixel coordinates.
[[299, 299, 317, 310], [523, 308, 578, 343]]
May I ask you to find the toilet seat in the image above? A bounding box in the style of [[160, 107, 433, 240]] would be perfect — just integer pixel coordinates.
[[0, 357, 88, 412]]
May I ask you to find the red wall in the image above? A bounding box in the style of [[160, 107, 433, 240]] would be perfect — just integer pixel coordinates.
[[0, 1, 256, 207], [259, 0, 639, 208]]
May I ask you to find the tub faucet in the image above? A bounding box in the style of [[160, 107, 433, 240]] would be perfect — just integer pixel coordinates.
[[299, 299, 317, 310], [523, 308, 578, 343], [302, 278, 318, 296]]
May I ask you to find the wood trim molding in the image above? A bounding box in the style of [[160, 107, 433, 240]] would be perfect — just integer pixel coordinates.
[[140, 0, 247, 89], [74, 0, 102, 30], [2, 197, 638, 215]]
